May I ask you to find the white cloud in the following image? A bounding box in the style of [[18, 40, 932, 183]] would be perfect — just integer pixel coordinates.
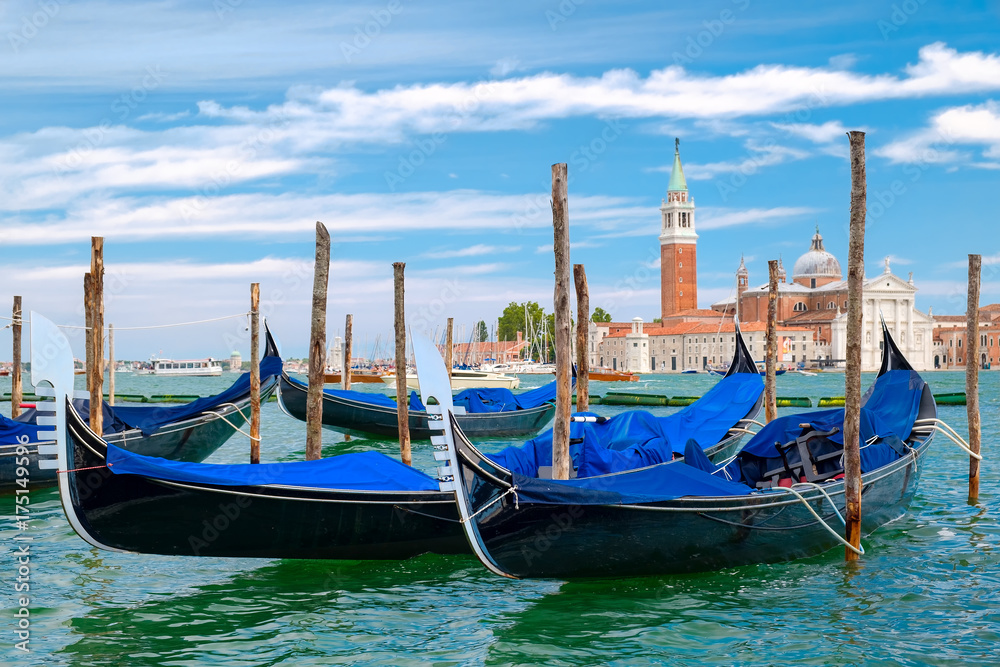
[[682, 142, 809, 180], [771, 120, 854, 145], [0, 191, 643, 246], [422, 244, 522, 259], [877, 100, 1000, 165], [697, 206, 820, 230]]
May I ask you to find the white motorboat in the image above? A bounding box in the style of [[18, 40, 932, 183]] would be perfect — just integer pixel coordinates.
[[147, 357, 224, 377], [382, 368, 520, 390]]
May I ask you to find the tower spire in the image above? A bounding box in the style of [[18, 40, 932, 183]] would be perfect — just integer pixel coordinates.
[[667, 137, 688, 193]]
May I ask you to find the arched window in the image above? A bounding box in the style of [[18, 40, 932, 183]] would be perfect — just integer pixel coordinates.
[[827, 301, 836, 309], [793, 302, 807, 312]]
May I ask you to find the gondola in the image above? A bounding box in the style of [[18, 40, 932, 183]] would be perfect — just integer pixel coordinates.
[[432, 321, 941, 579], [277, 373, 557, 439], [0, 323, 282, 490], [38, 313, 765, 560]]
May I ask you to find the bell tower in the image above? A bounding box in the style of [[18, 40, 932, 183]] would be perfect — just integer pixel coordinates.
[[660, 138, 698, 319]]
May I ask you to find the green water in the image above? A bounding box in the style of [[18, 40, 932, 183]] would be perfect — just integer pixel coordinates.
[[3, 371, 999, 666]]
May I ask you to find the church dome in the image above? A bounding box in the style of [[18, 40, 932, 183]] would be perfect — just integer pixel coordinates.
[[792, 227, 841, 280]]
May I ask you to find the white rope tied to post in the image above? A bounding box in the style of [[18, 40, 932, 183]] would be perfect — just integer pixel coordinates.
[[914, 418, 982, 460], [777, 482, 866, 556], [209, 402, 260, 442]]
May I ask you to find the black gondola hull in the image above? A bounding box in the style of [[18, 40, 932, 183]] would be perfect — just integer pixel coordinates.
[[278, 373, 555, 439], [62, 403, 466, 559], [460, 442, 927, 578]]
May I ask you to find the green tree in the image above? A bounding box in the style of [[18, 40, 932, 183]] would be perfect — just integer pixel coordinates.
[[498, 301, 549, 360], [473, 320, 489, 342], [591, 307, 612, 323]]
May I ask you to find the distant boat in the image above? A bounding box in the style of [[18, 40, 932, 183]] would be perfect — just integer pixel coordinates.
[[589, 368, 639, 382], [381, 368, 520, 390], [681, 369, 699, 374], [323, 370, 386, 384], [148, 358, 223, 377]]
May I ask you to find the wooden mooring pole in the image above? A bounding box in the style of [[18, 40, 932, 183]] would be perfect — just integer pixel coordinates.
[[552, 162, 572, 480], [84, 273, 93, 411], [11, 296, 22, 419], [844, 130, 867, 561], [250, 283, 261, 464], [306, 223, 330, 461], [573, 264, 590, 413], [343, 314, 353, 391], [393, 262, 411, 466], [967, 254, 982, 503], [108, 324, 115, 406], [90, 237, 104, 435], [765, 260, 778, 423], [445, 317, 454, 380]]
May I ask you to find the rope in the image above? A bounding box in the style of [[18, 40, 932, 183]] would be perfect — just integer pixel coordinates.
[[0, 312, 250, 331], [773, 482, 865, 556], [210, 402, 260, 442], [914, 418, 982, 460], [461, 485, 519, 523], [58, 463, 111, 474], [392, 505, 462, 523]]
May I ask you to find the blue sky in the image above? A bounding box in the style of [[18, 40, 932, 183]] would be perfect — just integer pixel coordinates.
[[2, 0, 1000, 360]]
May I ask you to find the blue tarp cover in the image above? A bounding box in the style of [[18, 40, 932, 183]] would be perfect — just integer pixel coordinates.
[[740, 370, 923, 460], [489, 371, 763, 478], [299, 375, 562, 414], [511, 461, 752, 505], [81, 354, 284, 436], [106, 444, 440, 492], [0, 413, 47, 445]]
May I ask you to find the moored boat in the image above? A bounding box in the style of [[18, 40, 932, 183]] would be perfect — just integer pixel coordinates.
[[434, 322, 944, 579], [278, 374, 558, 439]]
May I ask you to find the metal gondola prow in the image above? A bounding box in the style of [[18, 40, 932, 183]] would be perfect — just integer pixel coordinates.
[[876, 313, 914, 377], [411, 334, 514, 579], [724, 316, 758, 377], [263, 318, 281, 360]]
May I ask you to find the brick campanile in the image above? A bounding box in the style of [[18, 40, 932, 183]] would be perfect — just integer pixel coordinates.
[[660, 138, 698, 319]]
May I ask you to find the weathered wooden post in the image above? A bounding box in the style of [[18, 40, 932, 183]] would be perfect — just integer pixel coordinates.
[[11, 296, 22, 418], [552, 162, 572, 480], [84, 273, 93, 407], [90, 237, 104, 435], [573, 264, 590, 412], [765, 260, 779, 422], [445, 317, 454, 380], [844, 130, 867, 561], [393, 262, 411, 466], [306, 223, 330, 461], [250, 283, 261, 464], [967, 254, 982, 503], [108, 324, 115, 406], [343, 313, 353, 391]]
